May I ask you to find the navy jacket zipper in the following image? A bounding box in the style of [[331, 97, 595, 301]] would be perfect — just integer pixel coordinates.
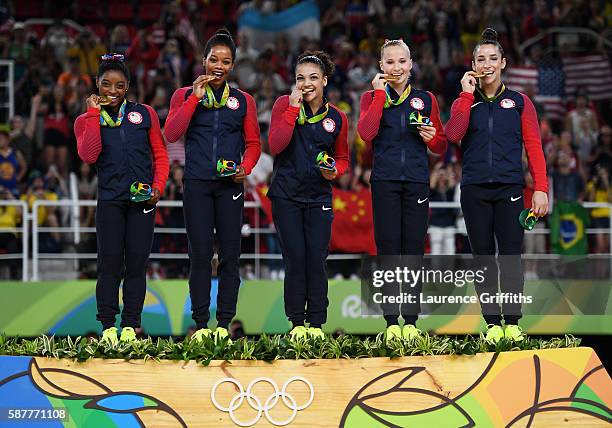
[[400, 105, 406, 177], [488, 102, 493, 182], [212, 109, 219, 179]]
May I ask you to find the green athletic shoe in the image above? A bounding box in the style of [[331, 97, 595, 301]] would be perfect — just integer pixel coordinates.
[[289, 326, 308, 340], [101, 327, 118, 346], [504, 324, 525, 342], [191, 328, 213, 342], [214, 327, 233, 343], [485, 324, 505, 344], [402, 324, 421, 340], [307, 327, 325, 339], [385, 325, 403, 344], [120, 327, 137, 342]]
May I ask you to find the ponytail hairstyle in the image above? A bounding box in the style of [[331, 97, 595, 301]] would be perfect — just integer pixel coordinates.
[[97, 53, 130, 82], [204, 28, 236, 62], [296, 50, 335, 77], [473, 28, 505, 58], [380, 38, 411, 60]]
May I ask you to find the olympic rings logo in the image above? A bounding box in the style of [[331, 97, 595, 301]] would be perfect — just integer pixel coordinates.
[[211, 376, 314, 426]]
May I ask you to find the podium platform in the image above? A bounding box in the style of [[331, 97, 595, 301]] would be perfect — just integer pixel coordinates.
[[1, 347, 610, 427]]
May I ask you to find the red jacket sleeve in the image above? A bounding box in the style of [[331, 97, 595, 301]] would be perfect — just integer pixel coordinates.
[[426, 92, 447, 155], [269, 95, 300, 155], [357, 89, 386, 145], [144, 105, 170, 196], [333, 107, 350, 176], [521, 94, 548, 193], [445, 91, 475, 144], [74, 107, 102, 164], [164, 87, 199, 143], [239, 90, 261, 175]]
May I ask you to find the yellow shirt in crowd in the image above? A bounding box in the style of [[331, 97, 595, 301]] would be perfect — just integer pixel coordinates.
[[586, 181, 612, 218], [20, 191, 58, 225]]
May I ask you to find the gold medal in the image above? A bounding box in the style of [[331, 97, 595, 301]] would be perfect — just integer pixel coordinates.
[[98, 95, 113, 105], [383, 74, 401, 82]]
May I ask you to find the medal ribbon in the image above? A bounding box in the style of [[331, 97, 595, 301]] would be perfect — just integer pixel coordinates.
[[99, 100, 127, 127], [200, 82, 230, 108], [476, 83, 506, 102], [384, 84, 411, 108], [297, 102, 329, 125]]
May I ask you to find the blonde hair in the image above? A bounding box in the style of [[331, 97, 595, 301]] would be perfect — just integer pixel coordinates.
[[380, 39, 411, 60]]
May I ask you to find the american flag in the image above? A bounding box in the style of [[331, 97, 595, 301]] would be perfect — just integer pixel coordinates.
[[505, 54, 612, 121], [504, 66, 566, 121], [563, 54, 612, 101]]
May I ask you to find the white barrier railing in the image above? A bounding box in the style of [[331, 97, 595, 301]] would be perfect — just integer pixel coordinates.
[[30, 200, 262, 281], [0, 200, 28, 281], [17, 199, 612, 282]]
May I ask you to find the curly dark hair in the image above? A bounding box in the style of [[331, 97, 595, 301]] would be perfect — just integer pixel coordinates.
[[296, 50, 335, 77]]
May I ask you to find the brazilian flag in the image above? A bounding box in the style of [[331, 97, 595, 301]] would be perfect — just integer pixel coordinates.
[[550, 202, 590, 255]]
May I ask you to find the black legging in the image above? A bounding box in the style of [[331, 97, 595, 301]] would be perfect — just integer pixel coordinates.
[[95, 200, 156, 329], [183, 179, 243, 330], [460, 183, 525, 325], [371, 180, 430, 325], [271, 196, 333, 327]]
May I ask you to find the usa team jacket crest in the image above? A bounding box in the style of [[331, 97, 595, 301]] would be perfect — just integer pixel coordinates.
[[164, 86, 261, 180], [75, 102, 169, 201], [358, 87, 447, 183], [268, 95, 349, 204], [445, 87, 548, 193]]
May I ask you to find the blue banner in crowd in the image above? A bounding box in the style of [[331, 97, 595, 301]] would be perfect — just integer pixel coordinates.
[[237, 0, 320, 50]]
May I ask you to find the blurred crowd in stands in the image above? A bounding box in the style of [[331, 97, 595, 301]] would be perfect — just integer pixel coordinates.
[[0, 0, 611, 280]]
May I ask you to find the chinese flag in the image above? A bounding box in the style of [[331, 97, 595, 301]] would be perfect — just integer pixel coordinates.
[[330, 188, 376, 255]]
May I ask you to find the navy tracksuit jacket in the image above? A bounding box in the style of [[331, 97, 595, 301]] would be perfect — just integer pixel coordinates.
[[446, 85, 548, 325], [358, 86, 448, 325], [75, 102, 169, 329], [268, 96, 349, 327], [165, 84, 261, 329]]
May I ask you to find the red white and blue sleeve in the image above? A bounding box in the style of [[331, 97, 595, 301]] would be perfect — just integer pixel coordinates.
[[75, 107, 102, 164], [269, 95, 299, 155], [238, 90, 261, 175], [357, 89, 386, 147], [334, 108, 350, 176], [444, 91, 474, 144], [144, 105, 170, 196], [426, 91, 447, 155], [520, 94, 548, 193], [164, 86, 199, 143]]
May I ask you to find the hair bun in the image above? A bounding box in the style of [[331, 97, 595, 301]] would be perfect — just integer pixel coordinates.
[[481, 28, 498, 43], [215, 28, 232, 38], [203, 28, 237, 61]]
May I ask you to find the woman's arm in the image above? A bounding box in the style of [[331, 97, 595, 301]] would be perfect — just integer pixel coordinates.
[[334, 110, 350, 176], [239, 91, 262, 175], [357, 89, 385, 143], [268, 95, 299, 155], [74, 108, 102, 164], [521, 94, 548, 193], [164, 87, 199, 143], [144, 105, 170, 196], [423, 92, 448, 155], [444, 91, 474, 144]]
